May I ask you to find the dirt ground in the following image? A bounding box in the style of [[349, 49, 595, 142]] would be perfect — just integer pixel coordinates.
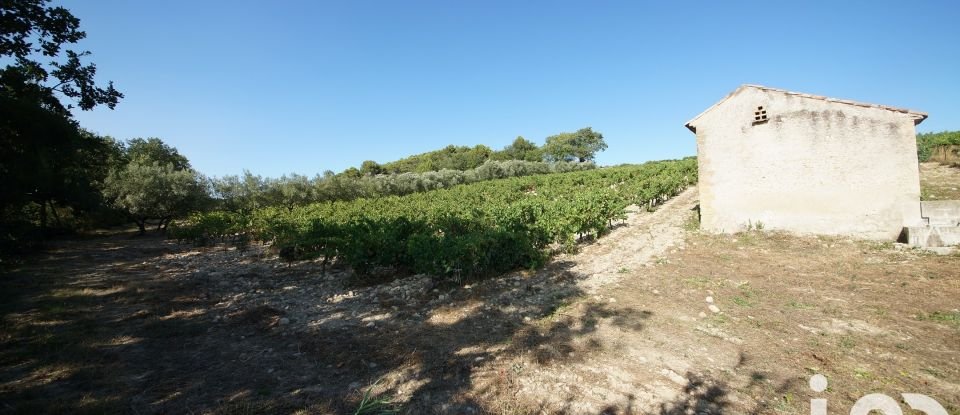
[[921, 161, 960, 201], [1, 188, 958, 414]]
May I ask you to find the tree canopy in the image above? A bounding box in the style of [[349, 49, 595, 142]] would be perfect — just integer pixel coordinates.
[[360, 160, 385, 176], [125, 138, 191, 170], [347, 128, 603, 176], [0, 66, 122, 233], [1, 0, 122, 111], [542, 127, 607, 162], [491, 136, 542, 162], [1, 0, 123, 245], [381, 145, 496, 173], [103, 139, 207, 233]]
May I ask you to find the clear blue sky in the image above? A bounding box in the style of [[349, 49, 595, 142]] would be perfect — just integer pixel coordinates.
[[59, 0, 960, 178]]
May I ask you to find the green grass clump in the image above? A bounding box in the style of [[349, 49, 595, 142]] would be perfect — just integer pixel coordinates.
[[354, 378, 399, 415], [916, 310, 960, 328]]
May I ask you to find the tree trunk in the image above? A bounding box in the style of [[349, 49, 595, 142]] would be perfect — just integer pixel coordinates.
[[136, 219, 146, 235], [48, 200, 62, 228], [155, 217, 171, 232], [39, 200, 47, 235]]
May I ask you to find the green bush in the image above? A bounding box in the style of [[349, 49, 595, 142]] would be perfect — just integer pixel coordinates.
[[917, 131, 960, 161], [168, 211, 246, 246]]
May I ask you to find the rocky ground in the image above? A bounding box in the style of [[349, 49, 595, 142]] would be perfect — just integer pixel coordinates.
[[2, 187, 958, 414]]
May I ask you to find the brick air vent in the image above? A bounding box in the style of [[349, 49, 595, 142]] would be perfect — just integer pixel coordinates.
[[753, 106, 768, 124]]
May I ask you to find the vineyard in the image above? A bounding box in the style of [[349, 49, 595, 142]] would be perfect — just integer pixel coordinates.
[[170, 158, 697, 281]]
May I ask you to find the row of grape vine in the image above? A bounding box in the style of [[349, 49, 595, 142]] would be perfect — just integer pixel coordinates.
[[169, 157, 697, 282]]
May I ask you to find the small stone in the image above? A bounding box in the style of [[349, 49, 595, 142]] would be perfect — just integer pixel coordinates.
[[652, 289, 660, 295], [523, 316, 532, 322], [348, 382, 361, 390], [705, 296, 714, 304], [267, 368, 274, 374], [708, 304, 721, 314], [368, 362, 377, 368], [278, 318, 290, 325], [698, 312, 707, 318]]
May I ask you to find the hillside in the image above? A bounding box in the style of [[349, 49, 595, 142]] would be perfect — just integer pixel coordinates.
[[379, 144, 499, 174], [2, 186, 957, 414], [364, 136, 541, 175], [920, 161, 960, 200], [368, 128, 603, 175]]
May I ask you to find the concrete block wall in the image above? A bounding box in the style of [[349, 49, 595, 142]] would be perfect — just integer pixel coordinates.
[[903, 226, 960, 248], [921, 201, 960, 226]]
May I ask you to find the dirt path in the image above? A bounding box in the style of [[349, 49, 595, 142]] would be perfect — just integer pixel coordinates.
[[567, 187, 699, 294], [471, 188, 739, 414]]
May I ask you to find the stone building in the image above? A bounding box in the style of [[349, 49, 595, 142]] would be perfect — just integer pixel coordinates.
[[685, 85, 927, 240]]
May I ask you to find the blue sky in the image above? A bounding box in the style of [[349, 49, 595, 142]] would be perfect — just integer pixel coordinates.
[[59, 0, 960, 178]]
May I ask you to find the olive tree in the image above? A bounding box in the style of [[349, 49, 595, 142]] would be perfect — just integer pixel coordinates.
[[103, 139, 207, 234], [542, 127, 607, 162]]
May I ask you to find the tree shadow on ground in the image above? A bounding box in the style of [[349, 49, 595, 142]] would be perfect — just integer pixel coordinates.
[[292, 259, 649, 414], [0, 235, 788, 414], [586, 354, 799, 415]]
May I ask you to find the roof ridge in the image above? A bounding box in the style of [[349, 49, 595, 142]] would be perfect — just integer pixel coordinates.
[[742, 84, 927, 118], [685, 85, 927, 132]]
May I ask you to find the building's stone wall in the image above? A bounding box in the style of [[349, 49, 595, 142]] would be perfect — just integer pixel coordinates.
[[692, 87, 923, 239]]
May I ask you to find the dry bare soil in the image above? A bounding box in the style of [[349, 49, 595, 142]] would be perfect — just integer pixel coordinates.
[[1, 188, 958, 414], [921, 161, 960, 201]]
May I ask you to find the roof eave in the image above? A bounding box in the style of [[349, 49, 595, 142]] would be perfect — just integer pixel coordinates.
[[909, 112, 929, 125], [683, 85, 750, 134]]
